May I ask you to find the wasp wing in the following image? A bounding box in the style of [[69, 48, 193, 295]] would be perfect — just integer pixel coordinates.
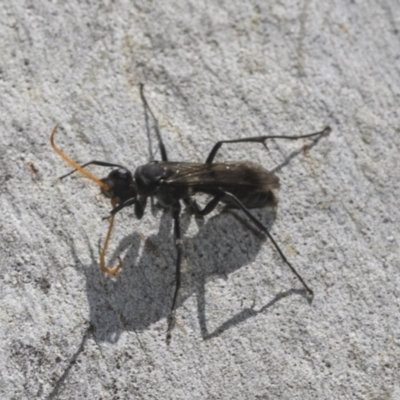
[[162, 161, 279, 192]]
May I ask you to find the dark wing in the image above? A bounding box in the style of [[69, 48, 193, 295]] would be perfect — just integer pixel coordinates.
[[162, 161, 279, 192]]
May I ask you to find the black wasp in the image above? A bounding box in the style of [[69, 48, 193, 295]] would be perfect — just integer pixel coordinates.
[[51, 84, 330, 340]]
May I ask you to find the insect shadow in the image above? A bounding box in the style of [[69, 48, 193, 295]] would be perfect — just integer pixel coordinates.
[[67, 196, 301, 343], [51, 84, 330, 342]]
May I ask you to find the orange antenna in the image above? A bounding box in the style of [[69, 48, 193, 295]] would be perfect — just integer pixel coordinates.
[[100, 198, 122, 274], [50, 126, 110, 191]]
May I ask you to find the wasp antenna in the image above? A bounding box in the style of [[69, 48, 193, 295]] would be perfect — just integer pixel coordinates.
[[99, 198, 122, 275], [50, 126, 110, 191]]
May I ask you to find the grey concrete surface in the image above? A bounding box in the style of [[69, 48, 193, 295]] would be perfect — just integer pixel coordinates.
[[1, 1, 399, 399]]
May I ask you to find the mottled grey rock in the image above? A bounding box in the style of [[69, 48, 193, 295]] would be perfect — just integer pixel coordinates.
[[1, 1, 399, 399]]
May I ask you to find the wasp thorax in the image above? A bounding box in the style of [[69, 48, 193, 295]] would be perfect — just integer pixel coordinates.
[[134, 162, 171, 196]]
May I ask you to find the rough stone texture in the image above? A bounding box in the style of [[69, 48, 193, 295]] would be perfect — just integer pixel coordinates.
[[1, 1, 399, 399]]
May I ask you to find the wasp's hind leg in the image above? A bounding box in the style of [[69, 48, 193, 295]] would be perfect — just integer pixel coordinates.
[[221, 190, 314, 297], [183, 193, 225, 216], [205, 127, 331, 164]]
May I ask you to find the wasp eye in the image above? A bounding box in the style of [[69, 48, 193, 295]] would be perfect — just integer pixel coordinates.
[[117, 168, 128, 178]]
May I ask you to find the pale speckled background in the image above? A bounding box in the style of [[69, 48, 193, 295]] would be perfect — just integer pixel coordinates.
[[1, 1, 400, 399]]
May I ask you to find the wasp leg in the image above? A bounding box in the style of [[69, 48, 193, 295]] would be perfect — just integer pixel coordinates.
[[139, 83, 168, 162], [59, 160, 128, 180], [205, 126, 331, 164], [167, 202, 183, 342], [183, 193, 225, 216], [109, 198, 136, 215], [222, 190, 313, 296]]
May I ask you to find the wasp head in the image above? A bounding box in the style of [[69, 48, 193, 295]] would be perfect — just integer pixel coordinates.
[[101, 168, 136, 205]]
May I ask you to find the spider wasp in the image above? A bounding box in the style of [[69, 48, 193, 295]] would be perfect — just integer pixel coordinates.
[[51, 84, 330, 339]]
